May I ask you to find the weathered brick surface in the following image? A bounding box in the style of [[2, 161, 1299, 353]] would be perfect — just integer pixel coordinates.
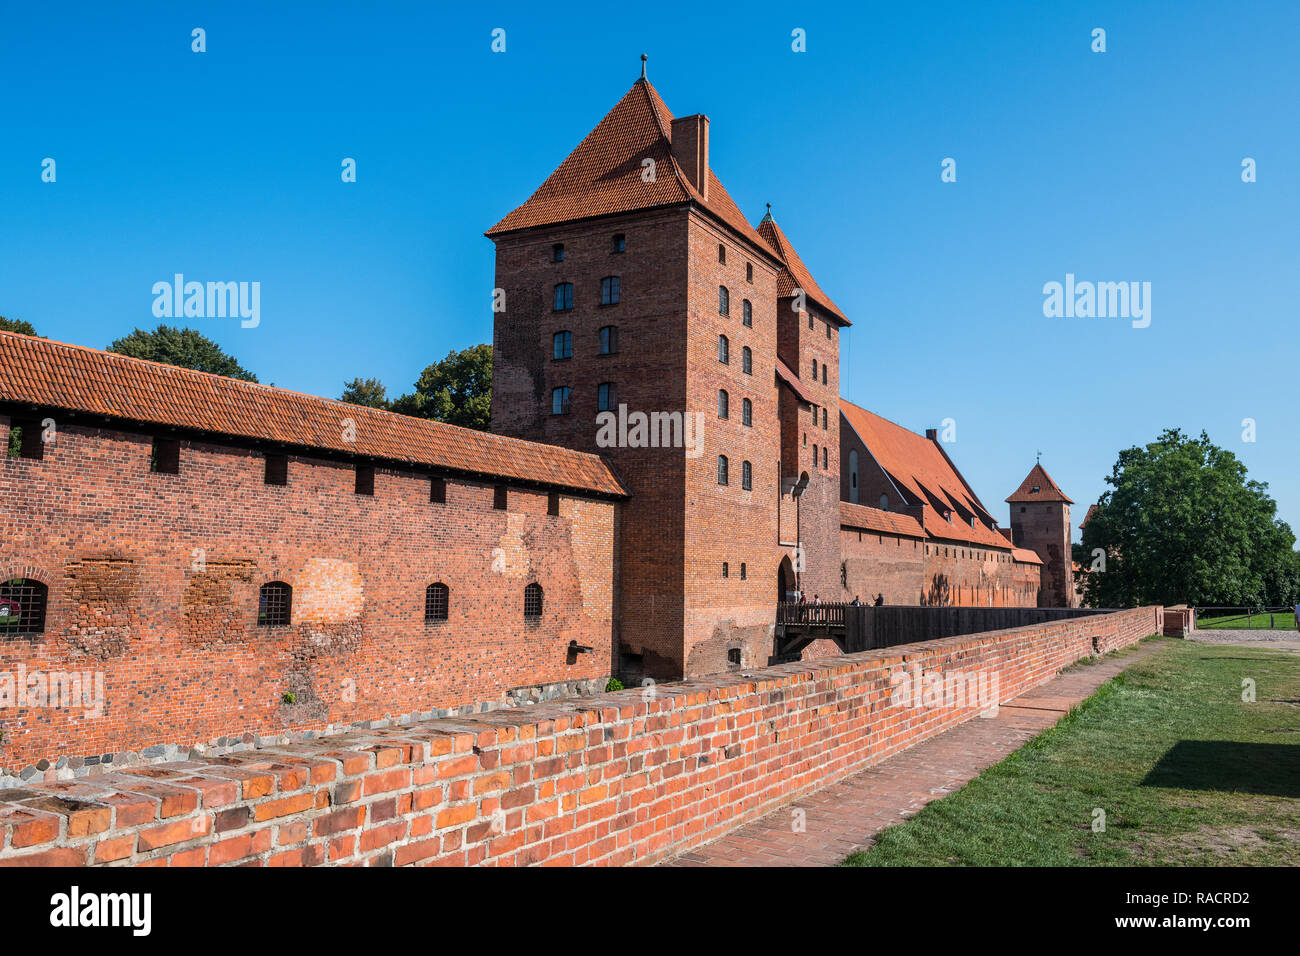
[[0, 417, 617, 773], [0, 606, 1160, 866]]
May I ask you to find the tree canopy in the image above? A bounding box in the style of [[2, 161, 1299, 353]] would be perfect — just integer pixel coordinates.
[[107, 325, 258, 382], [1076, 428, 1300, 608], [0, 316, 37, 336], [339, 344, 491, 431]]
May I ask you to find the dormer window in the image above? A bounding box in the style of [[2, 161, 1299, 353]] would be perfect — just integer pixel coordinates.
[[1031, 485, 1041, 494]]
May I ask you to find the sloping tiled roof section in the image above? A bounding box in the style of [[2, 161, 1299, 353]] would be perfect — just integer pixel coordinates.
[[755, 213, 850, 326], [840, 399, 1001, 544], [486, 78, 776, 258], [1012, 548, 1044, 565], [1081, 504, 1099, 528], [1006, 463, 1074, 504], [775, 358, 815, 405], [0, 332, 628, 498], [840, 502, 925, 538]]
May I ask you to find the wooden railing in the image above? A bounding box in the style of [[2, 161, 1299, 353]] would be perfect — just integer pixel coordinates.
[[776, 601, 847, 628]]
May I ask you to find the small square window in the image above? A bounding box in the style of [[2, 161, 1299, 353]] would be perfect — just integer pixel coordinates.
[[151, 437, 180, 474], [355, 463, 374, 495], [430, 476, 446, 503], [611, 233, 625, 253], [547, 491, 560, 516], [552, 243, 564, 262], [264, 453, 288, 485]]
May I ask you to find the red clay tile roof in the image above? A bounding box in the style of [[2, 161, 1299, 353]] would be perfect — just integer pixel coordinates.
[[1006, 463, 1073, 504], [1012, 548, 1044, 565], [486, 79, 777, 259], [775, 358, 815, 405], [840, 398, 1000, 533], [1081, 503, 1099, 527], [0, 331, 628, 498], [920, 508, 1014, 549], [755, 213, 850, 326], [840, 502, 925, 538]]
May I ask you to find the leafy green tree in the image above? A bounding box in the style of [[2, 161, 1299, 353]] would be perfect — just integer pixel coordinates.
[[108, 325, 257, 382], [1076, 428, 1299, 608], [339, 377, 391, 409], [0, 316, 37, 335], [390, 344, 492, 431]]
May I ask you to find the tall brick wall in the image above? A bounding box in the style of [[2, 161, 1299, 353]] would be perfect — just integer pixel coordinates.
[[1010, 500, 1073, 607], [0, 417, 617, 776], [0, 606, 1161, 867]]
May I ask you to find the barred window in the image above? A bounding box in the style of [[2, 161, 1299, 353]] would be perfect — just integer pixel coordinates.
[[257, 582, 292, 627], [425, 582, 449, 622], [742, 346, 752, 374], [717, 455, 729, 485], [718, 334, 729, 364], [553, 282, 574, 311], [742, 460, 752, 490], [718, 285, 729, 316], [600, 276, 620, 305], [0, 578, 48, 635], [524, 582, 544, 620], [742, 398, 752, 427], [553, 330, 573, 359]]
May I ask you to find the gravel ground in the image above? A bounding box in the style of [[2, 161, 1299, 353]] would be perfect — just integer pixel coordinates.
[[1187, 627, 1300, 653]]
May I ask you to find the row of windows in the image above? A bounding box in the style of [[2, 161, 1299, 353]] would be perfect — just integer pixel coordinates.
[[553, 277, 620, 311], [716, 243, 756, 284], [717, 336, 753, 373], [716, 391, 753, 426], [810, 357, 829, 385], [553, 326, 618, 359], [552, 383, 618, 415], [1, 578, 548, 637], [721, 562, 748, 579], [717, 288, 753, 326], [716, 455, 753, 490], [551, 235, 625, 262]]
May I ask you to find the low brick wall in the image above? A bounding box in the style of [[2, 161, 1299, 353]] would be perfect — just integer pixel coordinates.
[[0, 606, 1161, 867]]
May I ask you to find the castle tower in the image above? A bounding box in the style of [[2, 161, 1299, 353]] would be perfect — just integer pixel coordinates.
[[1006, 463, 1074, 607]]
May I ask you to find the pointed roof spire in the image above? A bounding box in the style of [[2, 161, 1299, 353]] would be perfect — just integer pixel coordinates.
[[1006, 462, 1073, 503], [640, 53, 647, 80], [760, 201, 773, 223]]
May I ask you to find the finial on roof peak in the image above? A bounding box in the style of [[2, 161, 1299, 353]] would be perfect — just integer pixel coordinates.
[[640, 54, 647, 79], [760, 201, 773, 224]]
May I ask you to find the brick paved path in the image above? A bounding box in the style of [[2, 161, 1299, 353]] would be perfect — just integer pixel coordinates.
[[664, 642, 1164, 867]]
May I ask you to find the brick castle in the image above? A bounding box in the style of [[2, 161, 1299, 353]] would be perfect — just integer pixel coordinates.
[[0, 73, 1074, 779]]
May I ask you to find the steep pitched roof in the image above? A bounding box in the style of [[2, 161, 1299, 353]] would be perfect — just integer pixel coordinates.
[[486, 79, 776, 258], [755, 212, 850, 325], [0, 332, 627, 498], [1081, 504, 1099, 528], [1006, 463, 1073, 504], [840, 399, 995, 525]]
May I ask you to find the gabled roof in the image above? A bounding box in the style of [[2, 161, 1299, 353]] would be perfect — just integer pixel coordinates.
[[0, 332, 628, 498], [840, 398, 996, 529], [1006, 463, 1073, 504], [755, 212, 850, 326], [486, 78, 776, 259]]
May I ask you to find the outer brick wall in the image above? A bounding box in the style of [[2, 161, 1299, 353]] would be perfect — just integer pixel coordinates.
[[0, 606, 1161, 867]]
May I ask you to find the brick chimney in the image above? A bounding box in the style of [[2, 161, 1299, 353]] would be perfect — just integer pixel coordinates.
[[670, 114, 709, 200], [925, 428, 938, 441]]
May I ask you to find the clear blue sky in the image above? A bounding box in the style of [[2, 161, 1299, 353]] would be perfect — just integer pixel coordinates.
[[2, 1, 1297, 538]]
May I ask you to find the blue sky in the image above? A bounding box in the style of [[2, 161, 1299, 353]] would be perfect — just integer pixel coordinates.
[[2, 1, 1297, 538]]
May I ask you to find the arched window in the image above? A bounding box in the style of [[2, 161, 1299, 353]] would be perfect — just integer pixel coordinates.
[[718, 334, 729, 364], [742, 346, 752, 374], [425, 583, 449, 622], [718, 285, 730, 316], [823, 447, 828, 469], [718, 389, 729, 419], [553, 282, 574, 311], [849, 450, 859, 503], [0, 577, 48, 635], [742, 299, 752, 327], [524, 582, 544, 620], [257, 581, 292, 627], [717, 455, 729, 485], [741, 460, 752, 490], [742, 398, 752, 427], [811, 357, 818, 379]]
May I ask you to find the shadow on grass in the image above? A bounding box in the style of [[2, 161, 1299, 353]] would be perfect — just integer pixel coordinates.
[[1141, 740, 1300, 797]]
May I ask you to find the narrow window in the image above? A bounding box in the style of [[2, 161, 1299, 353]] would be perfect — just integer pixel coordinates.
[[355, 463, 374, 495], [746, 263, 753, 282], [740, 562, 747, 580], [553, 330, 573, 359], [808, 313, 814, 330], [600, 275, 620, 305], [718, 389, 729, 419], [742, 299, 752, 327], [849, 450, 859, 503], [553, 282, 574, 311], [547, 491, 560, 516], [430, 476, 446, 503], [717, 243, 726, 264], [718, 285, 729, 316], [826, 322, 832, 340], [611, 233, 625, 253], [6, 416, 43, 460], [822, 407, 828, 429], [811, 358, 818, 380], [742, 398, 752, 427], [599, 325, 618, 354], [823, 447, 828, 469], [0, 577, 48, 635], [257, 582, 292, 627], [494, 485, 508, 510], [598, 382, 617, 412], [742, 347, 752, 374], [717, 455, 729, 485], [822, 365, 827, 385], [741, 460, 752, 490], [524, 582, 544, 620], [813, 443, 819, 468], [424, 582, 449, 622], [151, 437, 180, 474], [552, 243, 564, 262], [551, 386, 572, 415], [722, 562, 729, 578], [718, 334, 729, 364], [264, 453, 288, 485]]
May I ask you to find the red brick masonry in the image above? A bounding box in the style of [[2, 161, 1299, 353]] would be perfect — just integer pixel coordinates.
[[0, 606, 1160, 866]]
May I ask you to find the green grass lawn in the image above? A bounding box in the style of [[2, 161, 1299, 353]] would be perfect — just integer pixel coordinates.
[[1198, 611, 1299, 631], [842, 639, 1300, 866]]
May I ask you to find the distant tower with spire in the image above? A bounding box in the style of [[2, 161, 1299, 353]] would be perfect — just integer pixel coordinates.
[[1006, 462, 1075, 607]]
